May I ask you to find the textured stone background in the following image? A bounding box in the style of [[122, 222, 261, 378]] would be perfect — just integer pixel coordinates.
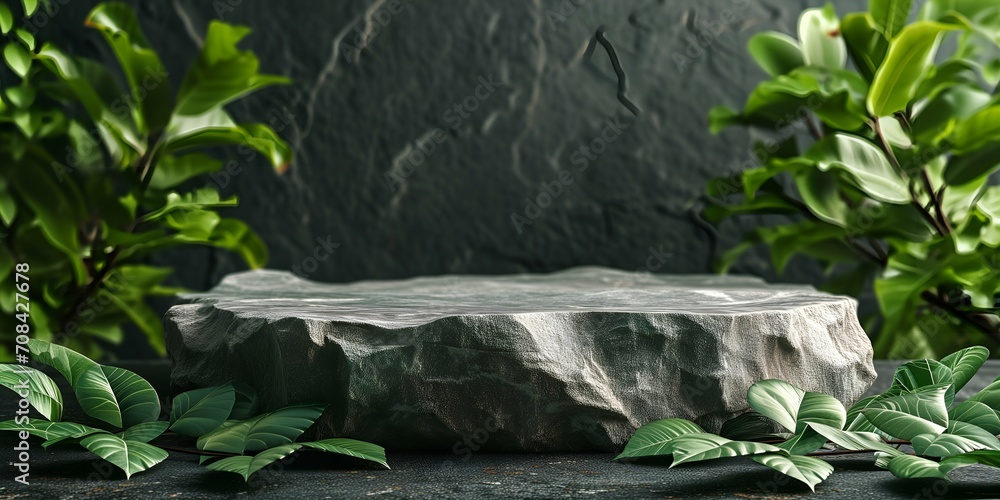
[[44, 0, 871, 354]]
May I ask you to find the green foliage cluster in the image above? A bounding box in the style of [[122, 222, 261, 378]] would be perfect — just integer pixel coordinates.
[[0, 340, 387, 481], [617, 346, 1000, 491], [0, 1, 292, 359], [706, 1, 1000, 357]]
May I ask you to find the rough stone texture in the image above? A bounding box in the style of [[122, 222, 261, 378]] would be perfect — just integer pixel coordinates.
[[165, 267, 876, 452]]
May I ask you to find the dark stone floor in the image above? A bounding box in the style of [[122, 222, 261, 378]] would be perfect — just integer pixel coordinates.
[[1, 361, 998, 499]]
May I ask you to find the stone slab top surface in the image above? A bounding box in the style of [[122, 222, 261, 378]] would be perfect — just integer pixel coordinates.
[[181, 267, 850, 328]]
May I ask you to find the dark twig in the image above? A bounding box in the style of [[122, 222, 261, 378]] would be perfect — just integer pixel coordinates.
[[584, 26, 640, 116]]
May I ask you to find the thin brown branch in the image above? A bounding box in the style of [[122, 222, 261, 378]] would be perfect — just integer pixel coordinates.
[[920, 290, 1000, 344], [920, 169, 953, 234]]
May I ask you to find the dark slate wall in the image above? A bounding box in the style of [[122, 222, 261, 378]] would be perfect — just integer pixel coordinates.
[[46, 0, 866, 293]]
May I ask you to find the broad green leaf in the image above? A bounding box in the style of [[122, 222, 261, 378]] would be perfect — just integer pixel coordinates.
[[205, 443, 300, 481], [29, 340, 160, 428], [806, 134, 910, 204], [946, 142, 1000, 186], [149, 153, 225, 190], [614, 418, 704, 459], [85, 3, 173, 133], [921, 0, 1000, 46], [887, 454, 951, 479], [747, 379, 847, 433], [795, 169, 850, 226], [806, 422, 904, 455], [910, 85, 991, 146], [862, 408, 946, 440], [169, 384, 236, 437], [80, 433, 168, 479], [939, 346, 990, 392], [719, 412, 780, 441], [952, 105, 1000, 153], [300, 438, 390, 469], [747, 32, 803, 77], [912, 432, 989, 457], [868, 21, 962, 116], [0, 364, 63, 421], [949, 400, 1000, 434], [0, 420, 101, 441], [751, 453, 833, 492], [165, 108, 292, 172], [798, 4, 847, 69], [118, 421, 169, 443], [940, 450, 1000, 471], [22, 0, 37, 16], [871, 0, 914, 39], [14, 28, 34, 51], [206, 438, 388, 481], [230, 382, 260, 420], [197, 403, 326, 454], [846, 395, 884, 432], [842, 13, 889, 81], [209, 218, 269, 269], [0, 4, 11, 33], [966, 379, 1000, 411], [141, 187, 237, 222], [660, 433, 784, 466], [175, 21, 290, 116], [743, 67, 869, 131], [3, 42, 31, 77], [946, 420, 1000, 450], [886, 359, 956, 407]]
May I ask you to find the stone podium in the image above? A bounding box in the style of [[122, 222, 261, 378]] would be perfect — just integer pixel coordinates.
[[164, 267, 876, 451]]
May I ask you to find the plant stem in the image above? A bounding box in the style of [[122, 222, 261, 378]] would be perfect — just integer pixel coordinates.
[[919, 169, 953, 234], [872, 118, 948, 237], [920, 290, 1000, 344]]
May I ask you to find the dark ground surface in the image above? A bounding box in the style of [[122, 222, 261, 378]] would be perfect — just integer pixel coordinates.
[[1, 361, 998, 499]]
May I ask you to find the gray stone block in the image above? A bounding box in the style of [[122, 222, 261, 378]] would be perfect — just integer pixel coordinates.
[[164, 267, 876, 451]]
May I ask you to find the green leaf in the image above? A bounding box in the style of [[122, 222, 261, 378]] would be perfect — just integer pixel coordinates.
[[118, 421, 169, 443], [141, 188, 237, 222], [707, 105, 743, 134], [887, 454, 952, 479], [965, 379, 1000, 411], [862, 408, 947, 440], [875, 385, 951, 426], [166, 110, 292, 173], [743, 67, 869, 131], [210, 218, 269, 269], [806, 422, 904, 455], [80, 433, 168, 479], [3, 42, 31, 78], [0, 4, 12, 33], [846, 395, 885, 432], [842, 13, 889, 81], [719, 412, 781, 441], [747, 379, 847, 433], [751, 453, 833, 492], [169, 384, 236, 437], [149, 154, 225, 190], [871, 0, 914, 40], [886, 359, 956, 407], [940, 450, 1000, 471], [795, 169, 850, 226], [206, 438, 388, 481], [912, 432, 990, 457], [939, 346, 990, 392], [867, 21, 962, 116], [950, 400, 1000, 434], [0, 364, 63, 421], [196, 403, 326, 454], [798, 4, 846, 69], [805, 134, 910, 204], [945, 142, 1000, 186], [747, 32, 803, 77], [22, 0, 38, 16], [85, 2, 173, 133], [175, 21, 290, 116], [28, 340, 160, 428], [952, 105, 1000, 153], [614, 418, 704, 460], [0, 420, 102, 441], [300, 438, 390, 469], [230, 382, 260, 420], [910, 85, 992, 146], [946, 420, 1000, 450], [660, 433, 784, 466], [205, 443, 300, 481]]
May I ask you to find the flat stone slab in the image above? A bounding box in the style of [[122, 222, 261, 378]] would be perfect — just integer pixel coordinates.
[[164, 267, 876, 452]]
